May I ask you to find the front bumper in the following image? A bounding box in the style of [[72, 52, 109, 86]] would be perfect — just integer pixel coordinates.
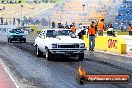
[[10, 37, 26, 41], [49, 49, 86, 56]]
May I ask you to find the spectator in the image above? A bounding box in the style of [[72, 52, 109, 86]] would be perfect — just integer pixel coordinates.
[[97, 19, 105, 36], [18, 0, 21, 4], [3, 6, 5, 10], [78, 29, 86, 39], [88, 21, 96, 51], [1, 0, 4, 4], [9, 20, 12, 25], [0, 17, 3, 25], [13, 17, 16, 25], [17, 18, 20, 25], [52, 22, 55, 28], [128, 24, 132, 35], [4, 20, 8, 25], [107, 24, 116, 37], [71, 25, 76, 33], [109, 23, 114, 28], [120, 23, 124, 32], [95, 22, 98, 32], [124, 25, 126, 32]]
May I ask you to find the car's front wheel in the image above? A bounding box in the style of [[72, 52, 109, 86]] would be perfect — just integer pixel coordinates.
[[24, 39, 26, 43], [78, 53, 84, 61], [36, 46, 43, 57], [45, 49, 53, 61], [8, 38, 9, 42], [8, 38, 12, 43]]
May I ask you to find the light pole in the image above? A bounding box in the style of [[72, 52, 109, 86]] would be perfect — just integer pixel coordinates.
[[48, 16, 51, 28], [20, 5, 23, 26], [82, 4, 85, 23]]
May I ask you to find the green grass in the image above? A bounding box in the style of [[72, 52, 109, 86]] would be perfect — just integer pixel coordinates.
[[0, 0, 62, 3], [104, 30, 129, 35]]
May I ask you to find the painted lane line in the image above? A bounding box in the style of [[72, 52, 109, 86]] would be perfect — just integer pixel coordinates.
[[0, 58, 20, 88]]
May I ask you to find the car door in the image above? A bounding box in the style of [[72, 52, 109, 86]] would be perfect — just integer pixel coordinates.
[[36, 32, 44, 50], [40, 32, 46, 52]]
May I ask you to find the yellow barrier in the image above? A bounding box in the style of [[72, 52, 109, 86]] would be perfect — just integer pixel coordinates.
[[82, 35, 89, 48], [82, 35, 127, 54]]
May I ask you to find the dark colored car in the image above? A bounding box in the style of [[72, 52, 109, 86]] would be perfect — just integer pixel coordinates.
[[7, 28, 26, 43]]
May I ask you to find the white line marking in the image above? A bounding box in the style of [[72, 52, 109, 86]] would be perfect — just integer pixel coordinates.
[[0, 58, 20, 88]]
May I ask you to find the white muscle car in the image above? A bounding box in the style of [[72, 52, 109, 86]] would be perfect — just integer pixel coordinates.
[[34, 29, 86, 61], [76, 25, 89, 35]]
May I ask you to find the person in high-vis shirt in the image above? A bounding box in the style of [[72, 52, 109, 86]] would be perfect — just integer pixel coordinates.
[[71, 25, 76, 33], [97, 19, 105, 36], [128, 24, 132, 35], [88, 21, 96, 51]]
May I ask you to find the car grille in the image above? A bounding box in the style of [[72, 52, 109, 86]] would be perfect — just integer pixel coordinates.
[[58, 44, 79, 48], [13, 35, 23, 38]]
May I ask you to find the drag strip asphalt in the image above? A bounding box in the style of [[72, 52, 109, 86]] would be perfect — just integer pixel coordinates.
[[0, 34, 132, 88]]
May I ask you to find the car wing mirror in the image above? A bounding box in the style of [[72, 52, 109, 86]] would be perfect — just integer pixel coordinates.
[[9, 30, 11, 32]]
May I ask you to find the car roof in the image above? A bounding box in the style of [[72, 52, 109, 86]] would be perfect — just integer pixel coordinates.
[[80, 25, 90, 27], [42, 28, 71, 32], [12, 28, 21, 30]]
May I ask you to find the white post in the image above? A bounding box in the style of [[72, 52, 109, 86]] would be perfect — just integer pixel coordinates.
[[20, 5, 23, 26]]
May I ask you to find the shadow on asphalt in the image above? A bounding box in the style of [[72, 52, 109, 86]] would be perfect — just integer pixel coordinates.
[[48, 57, 81, 62]]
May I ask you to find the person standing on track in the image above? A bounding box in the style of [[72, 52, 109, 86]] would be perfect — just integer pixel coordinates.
[[71, 25, 76, 33], [97, 19, 105, 36], [88, 21, 96, 51], [128, 24, 132, 35]]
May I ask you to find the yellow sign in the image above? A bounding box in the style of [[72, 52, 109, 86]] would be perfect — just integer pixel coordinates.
[[82, 35, 127, 54]]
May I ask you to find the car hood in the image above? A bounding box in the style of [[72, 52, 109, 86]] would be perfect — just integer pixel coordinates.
[[9, 33, 25, 36], [45, 36, 84, 44]]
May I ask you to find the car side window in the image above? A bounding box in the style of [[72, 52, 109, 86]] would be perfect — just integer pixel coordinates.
[[39, 31, 45, 39], [41, 32, 45, 39], [39, 33, 42, 38]]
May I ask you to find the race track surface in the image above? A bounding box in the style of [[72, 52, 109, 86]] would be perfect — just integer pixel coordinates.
[[0, 34, 132, 88]]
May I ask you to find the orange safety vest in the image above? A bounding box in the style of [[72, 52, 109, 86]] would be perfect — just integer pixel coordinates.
[[98, 22, 105, 30], [88, 26, 96, 35], [71, 26, 76, 33], [128, 26, 132, 31]]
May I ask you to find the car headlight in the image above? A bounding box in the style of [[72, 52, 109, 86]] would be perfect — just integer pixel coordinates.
[[80, 43, 85, 48], [52, 44, 57, 48], [10, 35, 13, 38], [22, 35, 26, 38]]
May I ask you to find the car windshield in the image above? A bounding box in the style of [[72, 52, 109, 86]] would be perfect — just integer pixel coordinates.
[[46, 30, 72, 37], [80, 26, 89, 29], [10, 29, 24, 33]]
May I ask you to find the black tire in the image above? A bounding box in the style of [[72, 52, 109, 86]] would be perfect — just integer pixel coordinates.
[[23, 39, 26, 43], [20, 40, 22, 43], [36, 46, 43, 57], [45, 49, 53, 61], [78, 53, 84, 61], [8, 38, 9, 42], [9, 38, 12, 43]]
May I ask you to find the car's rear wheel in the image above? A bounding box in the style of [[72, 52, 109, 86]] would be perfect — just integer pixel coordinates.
[[78, 53, 84, 61], [36, 46, 43, 57], [46, 49, 53, 61]]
